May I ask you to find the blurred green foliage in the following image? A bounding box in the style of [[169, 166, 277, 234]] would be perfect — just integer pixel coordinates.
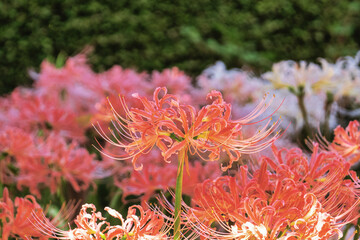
[[1, 0, 360, 94]]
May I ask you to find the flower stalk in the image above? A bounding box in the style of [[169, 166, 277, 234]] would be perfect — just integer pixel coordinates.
[[296, 85, 311, 137], [323, 91, 334, 139], [174, 148, 186, 240]]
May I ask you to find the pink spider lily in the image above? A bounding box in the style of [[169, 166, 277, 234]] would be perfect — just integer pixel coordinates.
[[0, 127, 36, 185], [0, 88, 85, 141], [34, 54, 100, 117], [94, 87, 281, 171], [330, 120, 360, 165], [0, 126, 99, 198], [7, 130, 98, 198]]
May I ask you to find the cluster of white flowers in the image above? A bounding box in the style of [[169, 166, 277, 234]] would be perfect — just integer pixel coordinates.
[[199, 52, 360, 136]]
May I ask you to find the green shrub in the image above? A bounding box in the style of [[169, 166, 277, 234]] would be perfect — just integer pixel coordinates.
[[1, 0, 360, 94]]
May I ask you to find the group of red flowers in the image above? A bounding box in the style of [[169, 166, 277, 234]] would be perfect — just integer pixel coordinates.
[[1, 54, 360, 239]]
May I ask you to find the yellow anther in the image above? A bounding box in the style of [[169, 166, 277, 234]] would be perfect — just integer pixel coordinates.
[[198, 131, 210, 139], [202, 117, 209, 122], [158, 131, 170, 136]]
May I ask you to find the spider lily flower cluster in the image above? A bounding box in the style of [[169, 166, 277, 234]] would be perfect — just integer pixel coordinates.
[[0, 127, 97, 198], [1, 52, 360, 239], [167, 143, 360, 239], [94, 86, 281, 239]]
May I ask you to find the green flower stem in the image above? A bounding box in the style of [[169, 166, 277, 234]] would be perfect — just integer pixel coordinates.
[[57, 178, 67, 204], [297, 86, 310, 136], [109, 188, 122, 209], [323, 91, 334, 139], [174, 149, 185, 240]]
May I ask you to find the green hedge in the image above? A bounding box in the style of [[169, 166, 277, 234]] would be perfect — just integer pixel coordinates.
[[1, 0, 360, 94]]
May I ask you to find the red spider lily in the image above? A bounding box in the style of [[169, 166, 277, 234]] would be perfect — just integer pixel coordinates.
[[264, 143, 360, 224], [225, 198, 341, 240], [105, 205, 169, 239], [170, 160, 352, 239], [94, 87, 281, 239], [189, 175, 242, 226], [33, 203, 173, 239], [68, 204, 108, 239], [331, 120, 360, 165], [33, 203, 108, 240], [95, 87, 281, 171], [0, 188, 48, 240], [183, 163, 271, 228]]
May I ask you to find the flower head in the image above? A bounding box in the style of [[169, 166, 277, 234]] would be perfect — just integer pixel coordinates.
[[0, 188, 48, 240], [0, 88, 85, 141], [15, 133, 97, 198], [264, 143, 360, 225], [0, 127, 36, 185], [95, 87, 281, 171], [178, 161, 346, 239], [330, 120, 360, 165], [33, 203, 172, 240]]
